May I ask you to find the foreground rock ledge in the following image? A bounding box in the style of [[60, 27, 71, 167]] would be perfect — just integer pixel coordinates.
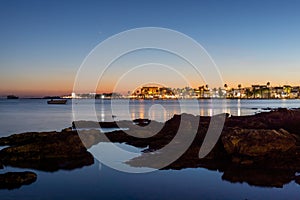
[[0, 129, 94, 189], [0, 171, 37, 190], [0, 130, 94, 172]]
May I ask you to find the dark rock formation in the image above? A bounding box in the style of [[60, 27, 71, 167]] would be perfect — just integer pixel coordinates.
[[0, 129, 94, 189], [225, 108, 300, 133], [295, 176, 300, 185], [0, 171, 37, 190], [222, 128, 296, 157], [0, 129, 94, 172], [73, 108, 300, 187], [1, 108, 300, 188]]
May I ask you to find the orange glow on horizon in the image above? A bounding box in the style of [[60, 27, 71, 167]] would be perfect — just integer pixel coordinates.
[[1, 70, 300, 97]]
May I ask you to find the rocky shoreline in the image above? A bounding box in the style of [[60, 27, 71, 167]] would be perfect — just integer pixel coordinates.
[[74, 108, 300, 187], [1, 108, 300, 188], [0, 172, 37, 190], [0, 129, 94, 171], [0, 129, 94, 189]]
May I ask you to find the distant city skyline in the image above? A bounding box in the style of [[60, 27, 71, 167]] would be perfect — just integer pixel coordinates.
[[1, 0, 300, 97], [61, 83, 300, 100]]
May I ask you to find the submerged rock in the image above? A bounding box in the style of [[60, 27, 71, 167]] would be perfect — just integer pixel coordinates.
[[0, 171, 37, 190]]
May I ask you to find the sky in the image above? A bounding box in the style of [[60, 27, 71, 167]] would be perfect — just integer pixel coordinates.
[[1, 0, 300, 97]]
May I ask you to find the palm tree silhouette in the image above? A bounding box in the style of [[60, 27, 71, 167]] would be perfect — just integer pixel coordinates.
[[224, 84, 228, 98], [267, 82, 271, 98], [238, 84, 242, 98]]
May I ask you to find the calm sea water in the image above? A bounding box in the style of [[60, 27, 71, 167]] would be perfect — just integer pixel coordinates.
[[1, 98, 300, 137], [0, 99, 300, 199]]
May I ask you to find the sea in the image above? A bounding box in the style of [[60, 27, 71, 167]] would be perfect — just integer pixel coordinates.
[[0, 98, 300, 199]]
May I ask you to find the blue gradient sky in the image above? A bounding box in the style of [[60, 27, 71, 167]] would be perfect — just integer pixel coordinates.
[[1, 0, 300, 96]]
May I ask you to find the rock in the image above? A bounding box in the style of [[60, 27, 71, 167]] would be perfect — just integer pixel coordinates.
[[2, 109, 300, 188], [226, 108, 300, 134], [62, 127, 73, 132], [295, 176, 300, 185], [240, 159, 253, 165], [0, 171, 37, 190], [0, 130, 94, 171], [221, 128, 296, 157], [120, 110, 300, 187], [231, 157, 241, 164]]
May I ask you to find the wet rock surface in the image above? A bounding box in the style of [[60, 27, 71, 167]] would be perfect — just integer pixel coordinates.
[[221, 128, 296, 157], [0, 129, 94, 189], [0, 171, 37, 190], [295, 176, 300, 185], [0, 130, 94, 172], [75, 108, 300, 187]]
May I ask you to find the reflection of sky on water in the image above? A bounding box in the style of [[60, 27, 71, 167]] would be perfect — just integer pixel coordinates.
[[2, 160, 300, 199], [88, 143, 153, 173]]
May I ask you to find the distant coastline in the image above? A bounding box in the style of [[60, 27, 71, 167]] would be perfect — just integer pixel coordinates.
[[3, 84, 300, 100], [62, 84, 300, 100]]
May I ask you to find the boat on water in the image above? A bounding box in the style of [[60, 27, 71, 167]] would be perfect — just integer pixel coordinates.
[[47, 99, 67, 104], [7, 95, 19, 99]]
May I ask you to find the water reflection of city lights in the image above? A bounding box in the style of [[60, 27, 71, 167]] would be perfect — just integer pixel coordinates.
[[237, 99, 241, 116]]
